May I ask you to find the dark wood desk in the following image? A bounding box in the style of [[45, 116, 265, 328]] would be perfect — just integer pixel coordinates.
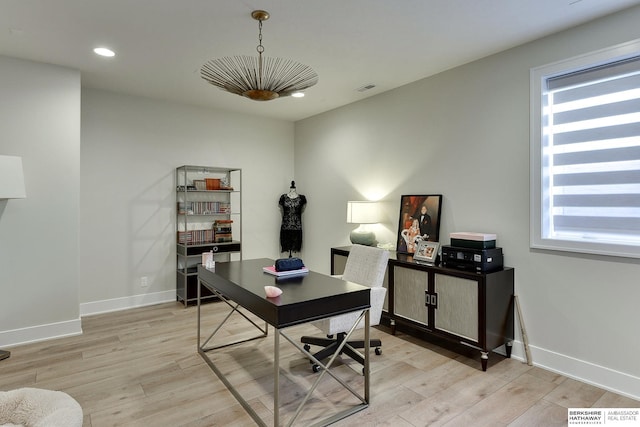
[[197, 258, 371, 426]]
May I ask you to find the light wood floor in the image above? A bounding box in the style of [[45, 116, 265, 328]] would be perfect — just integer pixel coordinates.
[[1, 302, 637, 426]]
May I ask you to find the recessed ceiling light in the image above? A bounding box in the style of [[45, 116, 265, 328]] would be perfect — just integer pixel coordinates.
[[93, 47, 115, 57], [291, 92, 305, 98]]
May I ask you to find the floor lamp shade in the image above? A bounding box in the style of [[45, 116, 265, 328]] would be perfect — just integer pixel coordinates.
[[346, 201, 380, 246], [0, 155, 26, 199]]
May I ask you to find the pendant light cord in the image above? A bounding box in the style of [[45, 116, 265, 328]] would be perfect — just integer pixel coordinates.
[[256, 19, 265, 89]]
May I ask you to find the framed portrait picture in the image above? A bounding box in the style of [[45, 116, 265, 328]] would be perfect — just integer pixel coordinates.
[[396, 194, 443, 254], [413, 241, 440, 263]]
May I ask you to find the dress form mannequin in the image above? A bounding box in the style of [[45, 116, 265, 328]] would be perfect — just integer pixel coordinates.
[[279, 181, 307, 257]]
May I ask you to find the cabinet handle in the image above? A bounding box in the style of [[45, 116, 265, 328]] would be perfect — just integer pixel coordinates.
[[425, 291, 430, 306], [430, 293, 437, 308]]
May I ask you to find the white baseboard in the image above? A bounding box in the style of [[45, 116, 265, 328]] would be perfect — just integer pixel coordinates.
[[0, 290, 175, 349], [508, 340, 640, 401], [79, 289, 175, 316], [0, 318, 82, 348]]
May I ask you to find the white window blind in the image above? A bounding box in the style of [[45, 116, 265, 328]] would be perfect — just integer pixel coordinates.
[[531, 39, 640, 258]]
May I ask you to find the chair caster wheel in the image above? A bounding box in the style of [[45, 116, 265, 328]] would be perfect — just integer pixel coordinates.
[[303, 344, 310, 352], [375, 347, 382, 356], [312, 364, 321, 373]]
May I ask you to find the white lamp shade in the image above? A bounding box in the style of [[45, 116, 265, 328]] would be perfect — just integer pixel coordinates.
[[346, 201, 380, 224], [0, 155, 27, 199]]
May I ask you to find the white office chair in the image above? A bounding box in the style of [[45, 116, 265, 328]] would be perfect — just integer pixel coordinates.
[[301, 244, 389, 372]]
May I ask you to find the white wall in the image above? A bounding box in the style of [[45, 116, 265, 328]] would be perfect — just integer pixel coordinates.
[[80, 89, 294, 311], [294, 7, 640, 399], [0, 56, 81, 343]]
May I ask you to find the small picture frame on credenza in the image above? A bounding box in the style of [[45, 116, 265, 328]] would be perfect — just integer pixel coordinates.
[[413, 241, 439, 264]]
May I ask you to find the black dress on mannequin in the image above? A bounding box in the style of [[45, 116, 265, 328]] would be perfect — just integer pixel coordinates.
[[279, 181, 307, 256]]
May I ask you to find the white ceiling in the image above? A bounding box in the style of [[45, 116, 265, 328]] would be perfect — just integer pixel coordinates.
[[2, 0, 640, 122]]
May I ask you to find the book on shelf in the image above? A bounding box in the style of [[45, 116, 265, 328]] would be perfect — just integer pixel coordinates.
[[213, 233, 232, 240], [262, 265, 309, 277], [178, 202, 231, 215], [177, 229, 214, 245], [212, 227, 232, 233], [177, 231, 192, 244], [213, 220, 233, 242]]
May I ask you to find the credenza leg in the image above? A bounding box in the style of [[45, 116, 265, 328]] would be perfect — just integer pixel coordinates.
[[505, 341, 513, 358], [481, 351, 489, 371], [390, 318, 396, 335]]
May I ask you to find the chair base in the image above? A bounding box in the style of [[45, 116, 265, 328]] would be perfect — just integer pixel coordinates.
[[301, 332, 382, 372]]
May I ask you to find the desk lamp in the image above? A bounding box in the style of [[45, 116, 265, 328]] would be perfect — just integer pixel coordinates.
[[346, 201, 380, 246]]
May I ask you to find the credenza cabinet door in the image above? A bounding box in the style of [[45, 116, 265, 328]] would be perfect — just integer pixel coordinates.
[[392, 265, 429, 327], [433, 274, 479, 342]]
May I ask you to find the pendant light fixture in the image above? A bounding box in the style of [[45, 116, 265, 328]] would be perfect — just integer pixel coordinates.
[[200, 10, 318, 101]]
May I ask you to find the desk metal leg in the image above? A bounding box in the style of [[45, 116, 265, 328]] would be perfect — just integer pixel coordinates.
[[197, 277, 370, 426], [364, 308, 370, 402], [279, 310, 370, 426], [197, 277, 200, 350], [197, 278, 269, 426], [198, 280, 267, 352], [274, 327, 280, 427]]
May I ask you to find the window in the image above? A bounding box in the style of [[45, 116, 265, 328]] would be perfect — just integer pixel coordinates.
[[531, 39, 640, 258]]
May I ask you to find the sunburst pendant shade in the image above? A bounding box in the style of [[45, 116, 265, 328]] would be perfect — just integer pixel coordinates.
[[200, 10, 318, 101]]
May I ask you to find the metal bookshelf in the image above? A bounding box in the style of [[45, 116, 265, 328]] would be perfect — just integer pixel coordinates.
[[176, 165, 242, 306]]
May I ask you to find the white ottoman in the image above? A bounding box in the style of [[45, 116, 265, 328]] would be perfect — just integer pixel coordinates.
[[0, 388, 82, 427]]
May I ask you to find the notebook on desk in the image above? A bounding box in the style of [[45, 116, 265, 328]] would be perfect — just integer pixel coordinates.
[[262, 265, 309, 277]]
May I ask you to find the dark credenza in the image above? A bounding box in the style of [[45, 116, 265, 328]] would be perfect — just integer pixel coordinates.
[[331, 246, 514, 371]]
